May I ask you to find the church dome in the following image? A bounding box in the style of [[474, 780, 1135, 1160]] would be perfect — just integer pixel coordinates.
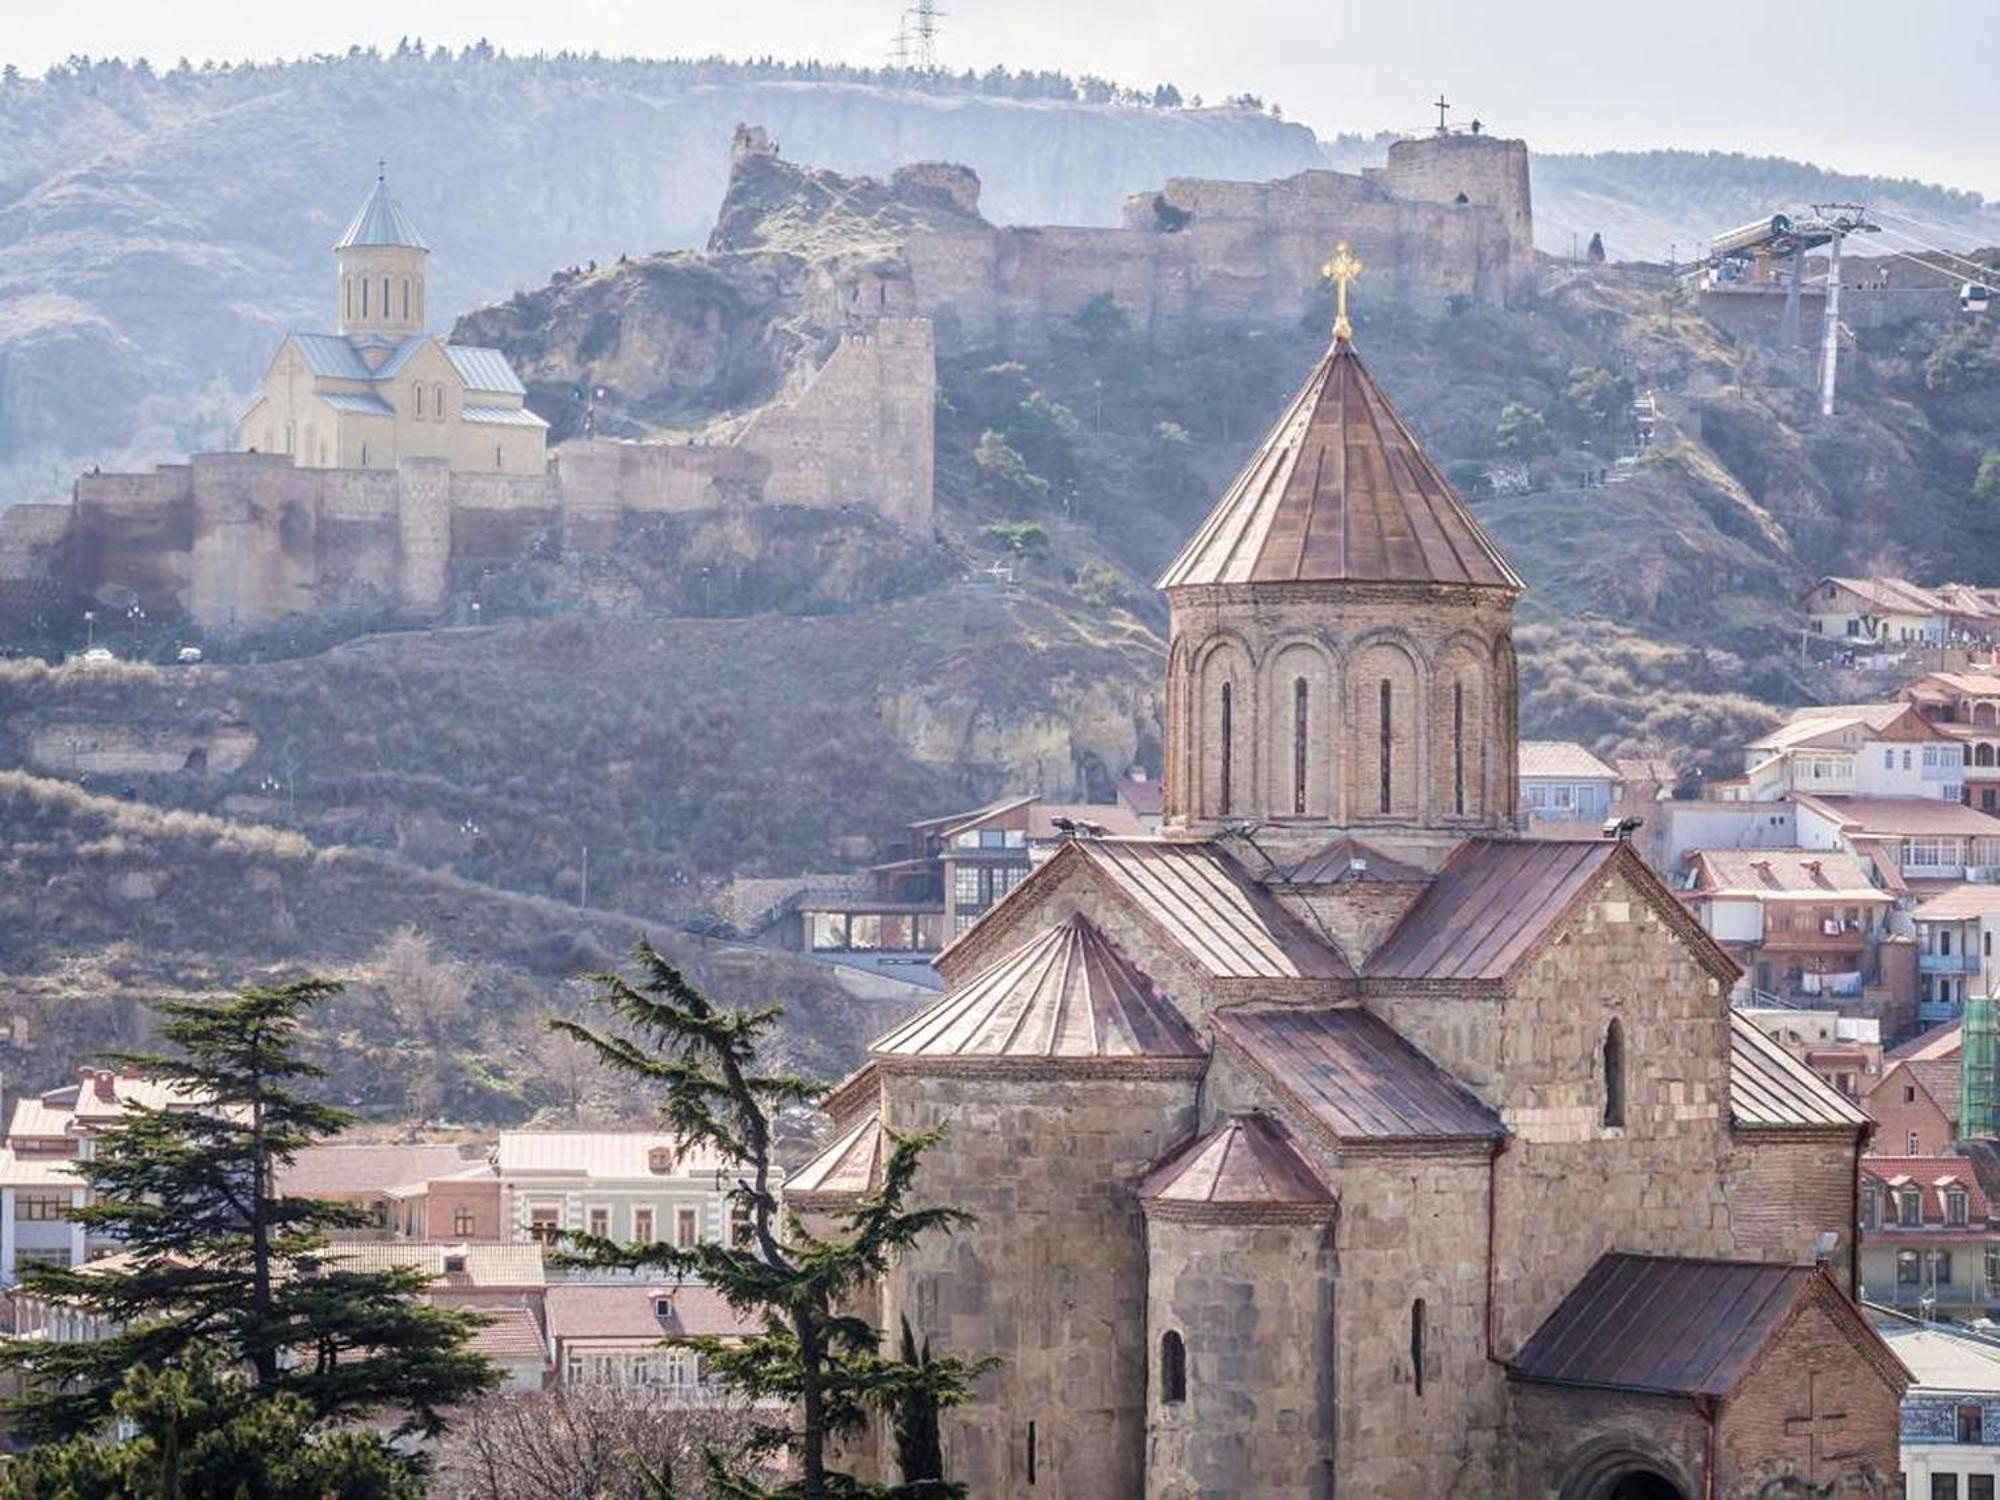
[[335, 172, 430, 252]]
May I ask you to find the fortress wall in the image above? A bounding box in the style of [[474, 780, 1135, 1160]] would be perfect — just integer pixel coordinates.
[[187, 452, 322, 630], [73, 466, 197, 621], [316, 468, 404, 605], [447, 468, 560, 562], [399, 463, 453, 610]]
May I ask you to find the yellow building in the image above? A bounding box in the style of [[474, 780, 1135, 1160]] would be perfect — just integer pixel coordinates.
[[239, 170, 547, 474]]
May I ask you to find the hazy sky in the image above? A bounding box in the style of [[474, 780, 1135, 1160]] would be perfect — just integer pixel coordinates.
[[10, 0, 1994, 197]]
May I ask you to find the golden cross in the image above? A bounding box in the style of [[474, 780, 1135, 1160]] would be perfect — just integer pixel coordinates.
[[1323, 242, 1364, 340]]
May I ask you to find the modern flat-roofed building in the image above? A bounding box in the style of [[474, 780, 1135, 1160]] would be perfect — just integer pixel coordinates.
[[1872, 1310, 2000, 1499]]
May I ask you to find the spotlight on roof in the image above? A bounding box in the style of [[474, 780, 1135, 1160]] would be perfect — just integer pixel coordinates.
[[1813, 1228, 1840, 1263], [1602, 816, 1645, 842]]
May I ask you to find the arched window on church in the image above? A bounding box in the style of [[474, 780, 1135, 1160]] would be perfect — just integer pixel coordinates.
[[1293, 677, 1309, 816], [1160, 1331, 1186, 1404], [1410, 1299, 1426, 1397], [1378, 678, 1394, 815], [1219, 683, 1234, 816], [381, 277, 390, 318], [344, 276, 353, 322], [1452, 681, 1466, 816], [494, 443, 504, 470], [360, 278, 368, 318], [1602, 1018, 1626, 1129], [401, 278, 410, 321], [435, 383, 445, 421], [415, 385, 424, 417]]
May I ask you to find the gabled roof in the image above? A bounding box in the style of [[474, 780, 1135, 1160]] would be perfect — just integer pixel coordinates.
[[1729, 1011, 1872, 1131], [1863, 1155, 1992, 1222], [1278, 835, 1430, 886], [1804, 576, 1947, 617], [876, 913, 1205, 1062], [1910, 885, 2000, 922], [1869, 1058, 1962, 1128], [320, 392, 397, 417], [1685, 848, 1889, 901], [465, 1305, 551, 1365], [1512, 1253, 1905, 1399], [1363, 838, 1731, 984], [369, 335, 432, 381], [1748, 703, 1946, 751], [1139, 1113, 1333, 1210], [1213, 1005, 1503, 1146], [1887, 1019, 1963, 1063], [787, 1111, 884, 1205], [446, 345, 527, 396], [1518, 739, 1620, 781], [1793, 794, 2000, 839], [289, 333, 375, 381], [335, 174, 430, 251], [543, 1282, 752, 1344], [278, 1142, 483, 1197], [1157, 337, 1522, 591]]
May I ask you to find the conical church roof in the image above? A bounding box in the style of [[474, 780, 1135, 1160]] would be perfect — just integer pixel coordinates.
[[1139, 1113, 1333, 1208], [335, 173, 430, 252], [872, 912, 1204, 1062], [1157, 336, 1522, 591]]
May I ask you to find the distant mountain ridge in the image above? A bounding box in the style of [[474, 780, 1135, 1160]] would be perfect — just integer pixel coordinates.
[[0, 51, 1994, 491]]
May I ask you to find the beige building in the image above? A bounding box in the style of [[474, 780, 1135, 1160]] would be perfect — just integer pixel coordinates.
[[238, 170, 546, 474], [789, 323, 1908, 1498]]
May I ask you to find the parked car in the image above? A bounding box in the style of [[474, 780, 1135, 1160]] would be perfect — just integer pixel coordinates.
[[76, 646, 115, 665], [175, 646, 203, 664]]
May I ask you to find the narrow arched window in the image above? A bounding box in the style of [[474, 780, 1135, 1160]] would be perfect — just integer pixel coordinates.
[[434, 383, 445, 421], [401, 278, 410, 320], [1378, 678, 1394, 814], [1602, 1018, 1626, 1128], [381, 276, 390, 316], [415, 384, 424, 417], [1410, 1299, 1426, 1397], [360, 278, 369, 317], [495, 443, 504, 470], [1219, 683, 1234, 816], [1293, 676, 1309, 816], [1160, 1330, 1186, 1404], [344, 276, 353, 321], [1453, 681, 1466, 816]]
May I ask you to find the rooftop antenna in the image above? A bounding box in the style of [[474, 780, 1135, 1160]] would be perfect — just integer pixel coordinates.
[[1433, 92, 1451, 135], [909, 0, 944, 71]]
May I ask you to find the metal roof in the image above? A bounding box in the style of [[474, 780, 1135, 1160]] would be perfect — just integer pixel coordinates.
[[290, 333, 375, 381], [1518, 739, 1620, 781], [875, 912, 1205, 1061], [787, 1111, 884, 1203], [446, 345, 527, 396], [462, 403, 549, 428], [320, 1241, 545, 1288], [1069, 839, 1354, 981], [1512, 1253, 1826, 1397], [1138, 1112, 1334, 1207], [1278, 835, 1431, 886], [1794, 794, 2000, 839], [1728, 1011, 1871, 1130], [278, 1143, 482, 1196], [495, 1131, 734, 1181], [1363, 838, 1624, 982], [334, 175, 430, 251], [1215, 1005, 1503, 1144], [1687, 848, 1889, 900], [544, 1282, 752, 1343], [369, 336, 431, 381], [1157, 336, 1522, 591], [1910, 885, 2000, 921], [320, 392, 396, 417]]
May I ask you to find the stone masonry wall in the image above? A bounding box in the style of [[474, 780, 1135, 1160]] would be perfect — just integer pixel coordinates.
[[1507, 1384, 1706, 1499], [1143, 1211, 1336, 1500], [879, 1068, 1200, 1500]]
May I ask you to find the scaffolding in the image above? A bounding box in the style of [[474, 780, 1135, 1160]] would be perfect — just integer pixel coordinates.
[[1964, 992, 2000, 1140]]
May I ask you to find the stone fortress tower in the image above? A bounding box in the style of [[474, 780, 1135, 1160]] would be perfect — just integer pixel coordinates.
[[788, 270, 1909, 1500]]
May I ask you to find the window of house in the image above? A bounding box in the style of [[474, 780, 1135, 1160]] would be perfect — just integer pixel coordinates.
[[381, 277, 390, 316], [1931, 1249, 1956, 1284], [1219, 682, 1233, 816], [1452, 681, 1466, 817], [1901, 1187, 1924, 1226], [361, 278, 369, 317], [1160, 1330, 1186, 1404], [1378, 679, 1394, 814], [634, 1207, 655, 1244], [1971, 1474, 1995, 1500], [1927, 746, 1941, 768], [587, 1206, 609, 1238], [810, 912, 848, 951], [676, 1207, 698, 1247], [16, 1194, 67, 1221], [1948, 1188, 1970, 1227], [1910, 1131, 1923, 1155], [1899, 1249, 1923, 1285], [415, 385, 424, 417], [529, 1206, 560, 1243], [953, 866, 982, 910], [1885, 749, 1896, 769], [434, 383, 445, 419], [401, 278, 410, 320], [1988, 1245, 2000, 1292], [1938, 1475, 1964, 1500], [1601, 1019, 1625, 1129], [730, 1203, 753, 1246], [1905, 749, 1915, 770], [453, 1207, 476, 1237], [1861, 1185, 1879, 1229], [1908, 1085, 1920, 1104]]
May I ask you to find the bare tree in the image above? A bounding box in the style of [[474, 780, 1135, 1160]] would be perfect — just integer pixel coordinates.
[[373, 925, 473, 1118], [431, 1384, 762, 1500]]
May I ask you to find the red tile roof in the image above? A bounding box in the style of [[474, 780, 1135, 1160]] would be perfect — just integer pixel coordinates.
[[1886, 1019, 1962, 1063], [1862, 1155, 1992, 1223], [876, 913, 1205, 1061], [1214, 1005, 1503, 1145], [465, 1304, 550, 1365], [1139, 1113, 1333, 1209], [1157, 337, 1522, 592]]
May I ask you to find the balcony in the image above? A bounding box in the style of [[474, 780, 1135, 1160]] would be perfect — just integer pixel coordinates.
[[1921, 952, 1982, 975]]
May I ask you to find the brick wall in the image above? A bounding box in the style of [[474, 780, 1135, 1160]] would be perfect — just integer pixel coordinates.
[[1864, 1061, 1956, 1156]]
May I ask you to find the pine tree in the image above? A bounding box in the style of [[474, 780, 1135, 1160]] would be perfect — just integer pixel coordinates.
[[551, 940, 995, 1499], [0, 980, 497, 1458]]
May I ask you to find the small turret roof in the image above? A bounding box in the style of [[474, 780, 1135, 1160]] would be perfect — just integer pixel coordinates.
[[1157, 337, 1522, 591], [335, 172, 429, 252], [1139, 1113, 1333, 1209], [873, 912, 1204, 1061]]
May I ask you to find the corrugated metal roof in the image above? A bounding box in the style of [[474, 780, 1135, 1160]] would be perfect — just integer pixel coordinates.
[[1157, 337, 1522, 592], [0, 1149, 81, 1188], [446, 345, 527, 396], [1072, 839, 1354, 980], [1364, 838, 1623, 982], [334, 175, 430, 251], [874, 912, 1205, 1061], [496, 1131, 733, 1181], [1729, 1011, 1871, 1130], [462, 403, 549, 428], [787, 1112, 883, 1203], [369, 336, 431, 381], [290, 333, 375, 381], [1215, 1006, 1503, 1143], [1911, 885, 2000, 921], [1279, 835, 1430, 886], [1689, 848, 1889, 900], [320, 392, 396, 417], [1139, 1112, 1333, 1207], [1512, 1253, 1820, 1397], [1518, 739, 1620, 781]]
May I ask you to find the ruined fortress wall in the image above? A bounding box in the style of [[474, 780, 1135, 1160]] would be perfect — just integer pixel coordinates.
[[0, 503, 75, 615]]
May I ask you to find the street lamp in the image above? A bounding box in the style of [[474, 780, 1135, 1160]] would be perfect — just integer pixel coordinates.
[[83, 610, 95, 649]]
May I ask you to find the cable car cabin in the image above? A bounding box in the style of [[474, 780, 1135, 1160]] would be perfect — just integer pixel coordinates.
[[1964, 282, 1994, 313]]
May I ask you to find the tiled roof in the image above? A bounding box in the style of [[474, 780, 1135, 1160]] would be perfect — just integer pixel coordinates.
[[1887, 1019, 1963, 1063], [1687, 848, 1889, 900], [462, 404, 549, 428], [786, 1112, 883, 1205], [1363, 838, 1628, 982], [1067, 839, 1354, 981], [446, 346, 527, 396], [290, 333, 375, 381], [319, 1242, 546, 1288], [875, 913, 1204, 1061], [1513, 1254, 1862, 1398], [1157, 337, 1522, 591], [335, 176, 430, 251], [1026, 800, 1147, 841], [1518, 740, 1620, 781], [320, 392, 396, 417], [465, 1305, 550, 1364], [1116, 775, 1164, 818], [1214, 1005, 1503, 1145], [1910, 885, 2000, 921], [278, 1143, 483, 1197], [1905, 1059, 1964, 1126], [1863, 1155, 1992, 1222], [1793, 794, 2000, 839], [1278, 835, 1430, 886], [1138, 1113, 1333, 1208], [495, 1132, 732, 1181], [1729, 1011, 1871, 1130], [1807, 576, 1947, 617], [543, 1282, 753, 1343]]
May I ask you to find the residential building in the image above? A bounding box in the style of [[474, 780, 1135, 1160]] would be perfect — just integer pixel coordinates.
[[1861, 1156, 2000, 1320], [276, 1142, 498, 1240], [1910, 673, 2000, 816], [1516, 739, 1620, 829], [1871, 1311, 2000, 1500], [542, 1282, 752, 1392], [1723, 703, 1964, 804], [1866, 1056, 1962, 1157], [1737, 1006, 1882, 1097], [1801, 576, 1949, 646], [495, 1132, 766, 1250], [1794, 794, 2000, 891], [1913, 887, 2000, 1026], [1678, 848, 1892, 1004]]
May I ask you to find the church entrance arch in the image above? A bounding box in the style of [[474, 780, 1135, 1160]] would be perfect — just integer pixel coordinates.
[[1555, 1443, 1693, 1500], [1605, 1473, 1686, 1500]]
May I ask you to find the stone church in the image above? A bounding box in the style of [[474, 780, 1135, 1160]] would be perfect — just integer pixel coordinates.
[[238, 171, 547, 475], [789, 307, 1911, 1497]]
